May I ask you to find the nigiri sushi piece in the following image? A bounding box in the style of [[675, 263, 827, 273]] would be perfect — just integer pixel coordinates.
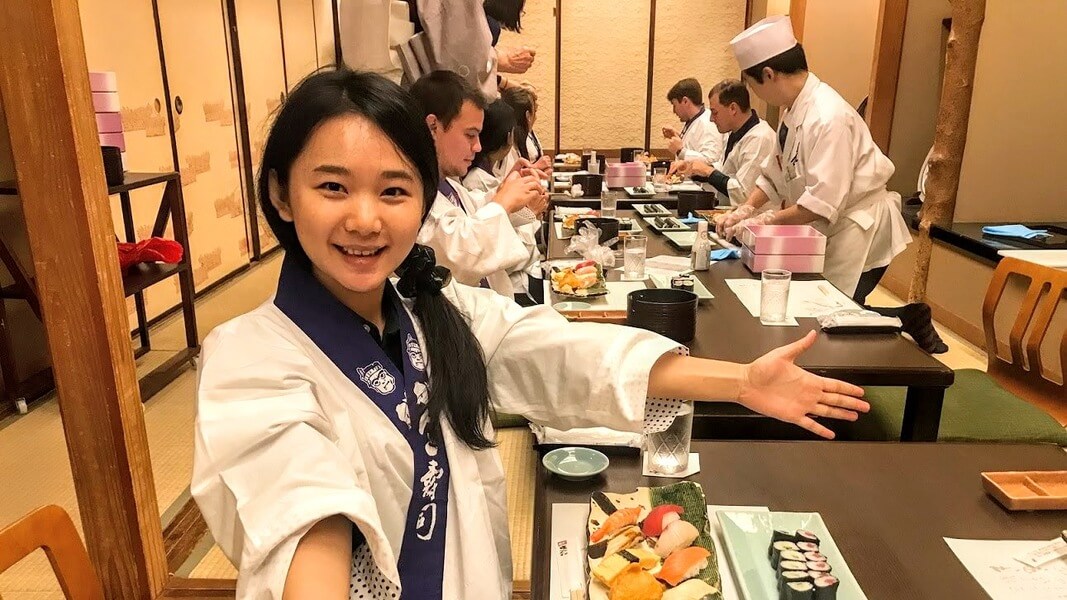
[[661, 579, 718, 600], [654, 519, 699, 557], [588, 526, 642, 560], [656, 546, 711, 587], [642, 504, 684, 538], [591, 507, 642, 543], [609, 564, 664, 600]]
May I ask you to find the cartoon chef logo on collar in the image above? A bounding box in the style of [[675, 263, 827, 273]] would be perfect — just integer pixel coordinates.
[[357, 361, 396, 395], [405, 334, 425, 371]]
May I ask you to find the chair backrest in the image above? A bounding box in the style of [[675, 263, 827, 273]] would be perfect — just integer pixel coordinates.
[[0, 505, 103, 600], [982, 257, 1067, 422]]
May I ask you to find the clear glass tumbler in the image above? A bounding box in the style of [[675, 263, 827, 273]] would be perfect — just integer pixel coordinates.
[[760, 269, 792, 323], [623, 235, 647, 280], [645, 401, 693, 475]]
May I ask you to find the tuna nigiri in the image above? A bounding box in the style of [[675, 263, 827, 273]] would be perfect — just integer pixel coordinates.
[[656, 546, 711, 587], [641, 504, 684, 538], [590, 507, 642, 543], [653, 519, 699, 557]]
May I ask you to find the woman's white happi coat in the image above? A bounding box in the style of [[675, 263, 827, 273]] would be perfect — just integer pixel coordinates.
[[191, 281, 679, 598]]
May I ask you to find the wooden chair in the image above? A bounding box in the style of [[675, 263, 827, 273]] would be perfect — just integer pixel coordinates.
[[0, 505, 103, 600], [982, 257, 1067, 424]]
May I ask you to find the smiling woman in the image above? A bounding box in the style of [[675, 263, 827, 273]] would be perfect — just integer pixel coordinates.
[[190, 66, 868, 599]]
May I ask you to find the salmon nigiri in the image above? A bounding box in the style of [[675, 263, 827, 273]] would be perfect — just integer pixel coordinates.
[[656, 546, 711, 587], [590, 507, 642, 543]]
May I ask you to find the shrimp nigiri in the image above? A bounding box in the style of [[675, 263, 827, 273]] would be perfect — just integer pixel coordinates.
[[656, 546, 711, 587], [590, 507, 642, 543]]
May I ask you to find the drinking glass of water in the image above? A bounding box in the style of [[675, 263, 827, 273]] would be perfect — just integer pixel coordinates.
[[652, 167, 669, 193], [645, 401, 694, 475], [623, 235, 647, 280], [601, 191, 618, 219], [760, 269, 792, 324]]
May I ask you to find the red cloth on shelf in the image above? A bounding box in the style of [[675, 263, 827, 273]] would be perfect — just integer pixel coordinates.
[[117, 237, 183, 271]]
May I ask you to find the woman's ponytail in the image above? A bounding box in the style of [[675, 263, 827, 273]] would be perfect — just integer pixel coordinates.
[[397, 245, 495, 450]]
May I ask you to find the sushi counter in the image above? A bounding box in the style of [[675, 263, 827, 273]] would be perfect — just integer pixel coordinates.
[[531, 441, 1067, 599]]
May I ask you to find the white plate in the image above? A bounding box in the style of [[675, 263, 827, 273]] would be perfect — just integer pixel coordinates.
[[633, 203, 672, 217], [649, 273, 714, 300], [717, 510, 867, 600], [642, 216, 692, 232]]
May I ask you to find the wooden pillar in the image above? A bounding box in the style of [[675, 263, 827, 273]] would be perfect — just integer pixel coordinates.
[[0, 1, 168, 598], [865, 0, 909, 153], [790, 0, 807, 42], [908, 0, 986, 301]]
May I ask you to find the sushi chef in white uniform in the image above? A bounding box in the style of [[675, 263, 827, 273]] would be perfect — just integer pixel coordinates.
[[718, 16, 912, 298], [669, 79, 779, 207], [663, 78, 725, 164], [192, 68, 870, 599], [411, 70, 545, 297]]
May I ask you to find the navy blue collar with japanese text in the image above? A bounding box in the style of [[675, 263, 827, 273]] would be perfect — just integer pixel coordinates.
[[274, 256, 450, 598]]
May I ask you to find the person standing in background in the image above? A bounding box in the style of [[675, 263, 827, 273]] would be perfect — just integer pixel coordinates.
[[669, 79, 778, 207], [719, 16, 945, 353], [662, 78, 725, 164]]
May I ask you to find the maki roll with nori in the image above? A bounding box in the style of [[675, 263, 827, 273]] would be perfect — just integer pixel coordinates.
[[783, 581, 815, 600], [796, 529, 820, 545], [777, 560, 807, 575], [796, 541, 820, 553], [769, 540, 799, 565], [778, 571, 812, 597], [813, 575, 840, 599], [779, 550, 806, 565], [773, 529, 799, 543], [803, 551, 827, 562], [806, 561, 832, 573]]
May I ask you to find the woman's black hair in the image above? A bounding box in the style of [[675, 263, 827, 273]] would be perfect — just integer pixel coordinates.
[[471, 99, 517, 172], [500, 85, 536, 160], [742, 44, 808, 84], [259, 66, 495, 450], [483, 0, 525, 32]]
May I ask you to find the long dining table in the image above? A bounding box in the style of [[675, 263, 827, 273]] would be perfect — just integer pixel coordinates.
[[530, 441, 1067, 600], [545, 206, 955, 442]]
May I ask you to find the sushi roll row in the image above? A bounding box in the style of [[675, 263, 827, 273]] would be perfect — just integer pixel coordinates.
[[768, 530, 840, 600]]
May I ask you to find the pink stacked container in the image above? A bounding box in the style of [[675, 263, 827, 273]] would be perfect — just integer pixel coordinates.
[[89, 71, 126, 170], [605, 162, 647, 188], [739, 224, 827, 273]]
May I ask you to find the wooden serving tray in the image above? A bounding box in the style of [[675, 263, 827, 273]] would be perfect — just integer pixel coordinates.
[[982, 470, 1067, 510], [559, 309, 627, 324]]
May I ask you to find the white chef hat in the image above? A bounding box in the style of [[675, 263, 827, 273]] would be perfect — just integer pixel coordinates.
[[730, 16, 798, 70]]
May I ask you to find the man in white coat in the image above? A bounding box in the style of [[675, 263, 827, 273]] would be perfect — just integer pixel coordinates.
[[411, 70, 545, 297], [662, 78, 725, 164], [669, 79, 779, 207], [720, 17, 912, 301]]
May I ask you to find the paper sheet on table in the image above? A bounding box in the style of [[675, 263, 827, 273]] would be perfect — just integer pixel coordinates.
[[637, 254, 694, 280], [549, 503, 768, 600], [945, 538, 1067, 599], [545, 281, 647, 311], [725, 279, 860, 319]]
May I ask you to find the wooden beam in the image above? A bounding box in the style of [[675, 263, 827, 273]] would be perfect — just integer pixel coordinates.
[[866, 0, 909, 152], [644, 0, 657, 151], [0, 1, 168, 598], [554, 0, 562, 153], [790, 0, 807, 42], [909, 0, 986, 301]]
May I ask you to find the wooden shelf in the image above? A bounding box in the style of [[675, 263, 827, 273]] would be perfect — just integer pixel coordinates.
[[0, 171, 179, 196]]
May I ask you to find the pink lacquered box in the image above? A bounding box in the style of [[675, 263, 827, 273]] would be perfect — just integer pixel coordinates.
[[99, 132, 126, 152], [88, 71, 118, 92], [92, 92, 120, 112], [739, 224, 826, 255], [605, 162, 647, 188], [95, 112, 123, 133], [741, 245, 825, 273]]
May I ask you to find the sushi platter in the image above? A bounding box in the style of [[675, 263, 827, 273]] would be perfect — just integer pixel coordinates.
[[586, 482, 723, 600], [634, 203, 673, 217], [717, 511, 866, 600]]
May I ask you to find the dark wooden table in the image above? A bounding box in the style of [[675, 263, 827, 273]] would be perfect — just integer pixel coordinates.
[[531, 441, 1067, 600], [547, 210, 955, 441]]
